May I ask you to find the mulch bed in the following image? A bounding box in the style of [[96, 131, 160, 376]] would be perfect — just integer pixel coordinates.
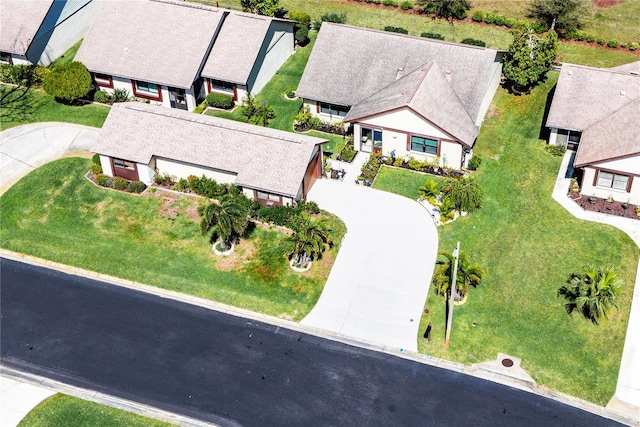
[[592, 0, 625, 7], [571, 194, 640, 220]]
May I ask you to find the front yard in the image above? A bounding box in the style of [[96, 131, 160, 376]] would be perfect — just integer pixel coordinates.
[[0, 158, 345, 321]]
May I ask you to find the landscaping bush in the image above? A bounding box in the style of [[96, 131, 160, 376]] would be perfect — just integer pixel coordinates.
[[467, 154, 482, 171], [285, 88, 296, 98], [471, 10, 484, 22], [359, 151, 383, 182], [544, 144, 566, 157], [607, 39, 618, 48], [127, 180, 146, 193], [383, 0, 398, 6], [297, 199, 320, 214], [384, 26, 409, 34], [206, 92, 234, 109], [188, 175, 221, 198], [620, 42, 627, 49], [93, 90, 113, 104], [461, 38, 486, 47], [42, 61, 92, 103], [585, 34, 595, 43], [494, 14, 506, 26], [154, 173, 175, 186], [400, 0, 413, 10], [295, 25, 309, 45], [440, 175, 483, 212], [96, 174, 112, 187], [288, 11, 311, 25], [256, 205, 297, 226], [90, 163, 102, 175], [113, 176, 129, 191], [483, 13, 495, 24], [321, 12, 347, 24], [420, 32, 445, 40], [92, 154, 101, 165], [596, 37, 606, 45], [365, 0, 382, 4], [338, 142, 357, 162], [193, 102, 207, 114], [0, 64, 48, 86], [630, 42, 639, 51]]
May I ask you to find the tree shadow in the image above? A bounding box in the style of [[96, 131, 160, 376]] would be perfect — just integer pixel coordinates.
[[538, 83, 557, 140], [0, 85, 37, 125]]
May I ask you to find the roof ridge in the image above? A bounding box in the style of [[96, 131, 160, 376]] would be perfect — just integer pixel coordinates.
[[150, 0, 220, 12], [563, 62, 640, 77], [583, 96, 640, 132], [406, 61, 435, 104]]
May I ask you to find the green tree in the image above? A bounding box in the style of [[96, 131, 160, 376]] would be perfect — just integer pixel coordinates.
[[557, 265, 623, 324], [528, 0, 590, 36], [287, 213, 333, 266], [439, 175, 483, 212], [240, 0, 281, 16], [503, 27, 558, 93], [418, 0, 472, 21], [432, 250, 484, 302], [42, 61, 91, 103], [198, 195, 249, 251], [241, 94, 276, 127]]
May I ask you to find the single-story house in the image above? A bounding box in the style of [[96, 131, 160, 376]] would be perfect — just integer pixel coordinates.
[[0, 0, 99, 66], [74, 0, 293, 112], [92, 103, 326, 206], [296, 23, 503, 170], [546, 62, 640, 204]]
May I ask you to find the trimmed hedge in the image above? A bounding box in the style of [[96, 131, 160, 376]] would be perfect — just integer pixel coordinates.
[[206, 92, 234, 109], [384, 26, 409, 34], [461, 38, 486, 47], [420, 32, 445, 40]]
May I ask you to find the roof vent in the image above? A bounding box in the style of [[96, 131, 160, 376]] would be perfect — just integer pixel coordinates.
[[395, 67, 404, 80], [446, 70, 451, 74], [123, 47, 129, 53], [620, 90, 626, 96], [567, 70, 573, 75]]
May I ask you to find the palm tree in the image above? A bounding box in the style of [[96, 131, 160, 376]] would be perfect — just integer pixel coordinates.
[[439, 175, 483, 212], [418, 177, 440, 201], [557, 265, 622, 324], [432, 250, 484, 303], [198, 195, 249, 251], [287, 213, 333, 266]]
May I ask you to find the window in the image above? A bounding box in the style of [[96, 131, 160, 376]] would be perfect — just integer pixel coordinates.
[[257, 191, 281, 202], [0, 52, 12, 64], [319, 102, 349, 117], [135, 81, 158, 95], [210, 79, 234, 94], [93, 73, 113, 88], [132, 80, 162, 101], [556, 129, 582, 148], [410, 135, 438, 155], [596, 171, 629, 191], [113, 159, 136, 170]]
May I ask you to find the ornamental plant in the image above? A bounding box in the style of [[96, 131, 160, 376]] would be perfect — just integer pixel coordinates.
[[42, 61, 91, 103]]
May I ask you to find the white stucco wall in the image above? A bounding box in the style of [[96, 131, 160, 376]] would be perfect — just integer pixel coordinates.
[[548, 128, 560, 146], [205, 80, 247, 104], [246, 21, 294, 96], [581, 167, 640, 205], [8, 54, 31, 65], [304, 99, 348, 124], [155, 157, 237, 184], [99, 155, 113, 177], [137, 163, 155, 185], [98, 76, 196, 111], [474, 59, 502, 126]]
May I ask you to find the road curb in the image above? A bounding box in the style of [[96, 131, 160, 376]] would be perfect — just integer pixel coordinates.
[[1, 249, 637, 426]]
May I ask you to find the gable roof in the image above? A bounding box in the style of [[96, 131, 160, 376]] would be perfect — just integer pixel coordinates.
[[92, 103, 326, 197], [296, 23, 500, 123], [611, 61, 640, 74], [201, 13, 289, 85], [575, 99, 640, 167], [0, 0, 53, 55], [344, 61, 478, 146], [75, 0, 225, 89]]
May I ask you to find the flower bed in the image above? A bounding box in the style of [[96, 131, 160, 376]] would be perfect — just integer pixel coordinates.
[[573, 195, 640, 220]]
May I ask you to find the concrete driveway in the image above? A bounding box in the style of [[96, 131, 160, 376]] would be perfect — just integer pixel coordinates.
[[0, 123, 99, 194], [303, 179, 438, 352]]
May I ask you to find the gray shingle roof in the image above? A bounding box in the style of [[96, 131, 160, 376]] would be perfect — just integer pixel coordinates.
[[74, 0, 224, 88], [344, 61, 478, 146], [201, 12, 273, 85], [297, 23, 500, 122], [0, 0, 53, 55], [92, 103, 326, 197], [611, 61, 640, 74]]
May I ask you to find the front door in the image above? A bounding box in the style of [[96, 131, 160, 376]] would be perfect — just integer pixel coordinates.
[[169, 87, 188, 110]]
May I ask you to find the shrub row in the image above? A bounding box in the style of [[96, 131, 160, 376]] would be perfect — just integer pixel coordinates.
[[95, 174, 146, 193], [337, 139, 357, 163], [254, 200, 320, 227], [352, 0, 413, 8], [293, 106, 346, 135], [0, 64, 49, 86], [206, 92, 234, 109]]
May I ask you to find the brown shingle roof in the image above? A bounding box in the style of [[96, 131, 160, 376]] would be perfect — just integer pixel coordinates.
[[0, 0, 53, 55], [201, 13, 273, 85], [92, 103, 326, 197], [296, 23, 500, 122], [74, 0, 224, 89], [344, 61, 478, 146]]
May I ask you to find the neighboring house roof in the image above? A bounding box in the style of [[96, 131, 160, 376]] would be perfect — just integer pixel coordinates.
[[75, 0, 225, 89], [611, 61, 640, 74], [344, 61, 478, 146], [0, 0, 53, 55], [296, 23, 500, 122], [545, 63, 640, 167], [92, 103, 326, 197], [201, 13, 290, 85]]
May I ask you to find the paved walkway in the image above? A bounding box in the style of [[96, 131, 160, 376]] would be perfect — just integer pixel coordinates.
[[0, 376, 54, 427], [0, 122, 99, 194], [304, 152, 439, 352], [553, 151, 640, 420]]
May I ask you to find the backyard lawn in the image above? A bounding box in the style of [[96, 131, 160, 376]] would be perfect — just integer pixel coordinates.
[[401, 74, 637, 406], [0, 158, 346, 321], [19, 394, 171, 427], [0, 85, 109, 131]]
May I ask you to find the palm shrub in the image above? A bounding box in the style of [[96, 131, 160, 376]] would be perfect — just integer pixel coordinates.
[[557, 265, 622, 324], [440, 175, 483, 212], [42, 61, 92, 103], [418, 177, 439, 201], [287, 212, 333, 266], [113, 88, 130, 103], [432, 250, 484, 302], [199, 195, 249, 250]]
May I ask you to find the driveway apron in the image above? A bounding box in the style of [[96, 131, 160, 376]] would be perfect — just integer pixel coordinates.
[[304, 178, 438, 352]]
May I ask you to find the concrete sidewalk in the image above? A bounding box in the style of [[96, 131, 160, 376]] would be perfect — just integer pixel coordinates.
[[0, 122, 99, 194], [0, 376, 54, 426], [553, 151, 640, 420]]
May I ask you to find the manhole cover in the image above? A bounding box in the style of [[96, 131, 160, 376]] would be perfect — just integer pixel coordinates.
[[501, 358, 514, 368]]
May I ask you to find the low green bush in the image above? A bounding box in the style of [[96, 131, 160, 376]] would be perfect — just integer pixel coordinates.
[[338, 143, 357, 162], [461, 38, 486, 47], [96, 174, 112, 187], [607, 39, 618, 48], [289, 11, 311, 25], [206, 92, 234, 109], [597, 37, 606, 45], [467, 154, 482, 170], [420, 32, 445, 40], [92, 154, 101, 165], [629, 42, 639, 51], [93, 90, 113, 104], [494, 14, 506, 26], [154, 173, 175, 186], [383, 0, 398, 5], [620, 42, 627, 49], [586, 35, 595, 43], [256, 205, 297, 226], [471, 10, 483, 22], [321, 12, 347, 24], [193, 102, 207, 114], [295, 25, 309, 45], [483, 13, 495, 24], [113, 88, 130, 103], [127, 180, 146, 193], [544, 144, 567, 157], [113, 176, 128, 191], [0, 64, 49, 86], [400, 0, 412, 10], [90, 163, 102, 175], [384, 26, 409, 34], [296, 199, 320, 215]]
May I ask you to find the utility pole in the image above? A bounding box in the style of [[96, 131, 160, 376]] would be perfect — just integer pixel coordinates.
[[445, 241, 460, 346]]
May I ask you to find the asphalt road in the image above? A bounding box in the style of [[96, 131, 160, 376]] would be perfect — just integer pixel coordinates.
[[0, 258, 622, 426]]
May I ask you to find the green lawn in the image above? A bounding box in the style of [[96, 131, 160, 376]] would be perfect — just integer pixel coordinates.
[[0, 84, 109, 130], [0, 158, 345, 321], [19, 394, 172, 427], [557, 41, 638, 68], [373, 165, 440, 200], [48, 39, 83, 68], [405, 73, 636, 406]]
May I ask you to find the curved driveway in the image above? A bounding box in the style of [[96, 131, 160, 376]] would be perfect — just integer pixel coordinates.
[[0, 123, 99, 194], [304, 179, 438, 352]]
